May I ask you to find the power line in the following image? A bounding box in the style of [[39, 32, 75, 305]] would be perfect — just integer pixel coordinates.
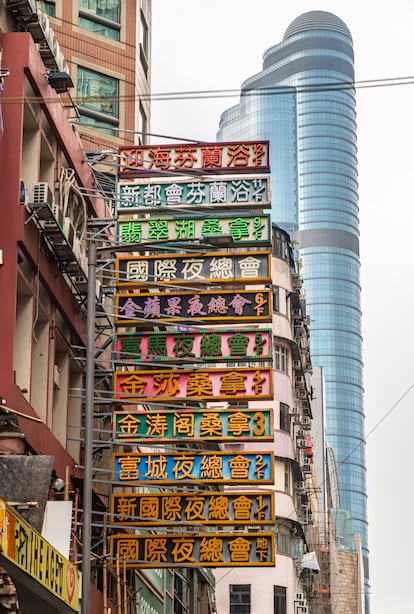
[[2, 75, 414, 107]]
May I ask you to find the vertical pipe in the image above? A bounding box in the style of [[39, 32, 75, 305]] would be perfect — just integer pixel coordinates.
[[81, 240, 97, 614], [103, 512, 108, 614], [64, 465, 70, 501]]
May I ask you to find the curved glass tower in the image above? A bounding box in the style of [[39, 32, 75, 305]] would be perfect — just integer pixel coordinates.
[[218, 10, 368, 608]]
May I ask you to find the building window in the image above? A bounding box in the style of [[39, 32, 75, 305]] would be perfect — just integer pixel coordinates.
[[138, 101, 147, 144], [77, 67, 119, 135], [79, 0, 120, 40], [275, 525, 290, 555], [42, 0, 56, 16], [272, 285, 280, 312], [174, 573, 187, 614], [274, 344, 288, 373], [284, 462, 290, 492], [273, 586, 286, 614], [279, 402, 290, 432], [230, 585, 251, 614], [139, 10, 149, 76]]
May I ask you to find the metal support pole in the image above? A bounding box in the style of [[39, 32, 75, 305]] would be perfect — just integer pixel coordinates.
[[81, 240, 97, 614]]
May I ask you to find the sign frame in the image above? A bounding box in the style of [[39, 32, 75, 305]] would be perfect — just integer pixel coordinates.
[[113, 366, 273, 403], [115, 250, 272, 288], [116, 288, 272, 325], [116, 213, 271, 245], [112, 408, 274, 443], [113, 328, 273, 364], [118, 141, 270, 178], [116, 175, 271, 212], [110, 532, 276, 568], [110, 491, 275, 526], [111, 451, 275, 485]]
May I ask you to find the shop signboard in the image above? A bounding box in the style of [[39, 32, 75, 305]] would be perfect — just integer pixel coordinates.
[[112, 451, 274, 485], [111, 491, 275, 526], [0, 499, 79, 611], [110, 532, 275, 568], [118, 140, 270, 178], [114, 328, 272, 364], [116, 213, 271, 245], [113, 367, 273, 403], [115, 250, 271, 287], [116, 289, 272, 325], [112, 408, 273, 443], [116, 175, 271, 212]]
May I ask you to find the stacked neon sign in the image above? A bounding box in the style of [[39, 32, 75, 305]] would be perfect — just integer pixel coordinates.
[[110, 140, 276, 568]]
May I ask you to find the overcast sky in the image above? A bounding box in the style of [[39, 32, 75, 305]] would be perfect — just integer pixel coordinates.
[[150, 2, 414, 611]]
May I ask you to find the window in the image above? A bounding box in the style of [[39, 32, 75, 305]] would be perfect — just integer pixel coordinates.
[[138, 101, 147, 144], [79, 0, 120, 40], [279, 402, 290, 432], [174, 572, 187, 614], [275, 525, 290, 555], [273, 586, 286, 614], [274, 344, 288, 373], [43, 0, 56, 16], [272, 285, 280, 312], [77, 67, 119, 134], [284, 462, 290, 492], [230, 585, 251, 614], [139, 11, 149, 77]]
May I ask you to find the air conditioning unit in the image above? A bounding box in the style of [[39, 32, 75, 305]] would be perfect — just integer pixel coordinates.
[[297, 439, 307, 448], [33, 182, 54, 207], [298, 389, 307, 400], [294, 592, 305, 603], [53, 365, 61, 389], [301, 416, 311, 427], [62, 217, 75, 247], [298, 607, 308, 614], [288, 406, 299, 415], [295, 375, 305, 386], [293, 359, 301, 369], [296, 429, 304, 439], [295, 480, 305, 492], [6, 0, 36, 17]]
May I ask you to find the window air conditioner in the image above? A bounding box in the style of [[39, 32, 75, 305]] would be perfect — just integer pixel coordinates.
[[6, 0, 36, 17]]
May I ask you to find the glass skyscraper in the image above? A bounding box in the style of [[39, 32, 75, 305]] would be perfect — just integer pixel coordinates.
[[217, 10, 368, 607]]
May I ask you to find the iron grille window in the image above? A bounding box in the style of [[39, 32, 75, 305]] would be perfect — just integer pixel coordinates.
[[230, 584, 251, 614]]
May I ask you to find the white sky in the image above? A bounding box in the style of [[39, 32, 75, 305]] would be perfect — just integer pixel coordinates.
[[150, 2, 414, 611]]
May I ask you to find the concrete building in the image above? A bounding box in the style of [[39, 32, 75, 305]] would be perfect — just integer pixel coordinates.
[[0, 1, 151, 611], [214, 225, 330, 614], [216, 11, 368, 610]]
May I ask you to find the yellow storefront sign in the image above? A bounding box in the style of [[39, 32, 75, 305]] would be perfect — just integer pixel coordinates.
[[0, 499, 79, 611]]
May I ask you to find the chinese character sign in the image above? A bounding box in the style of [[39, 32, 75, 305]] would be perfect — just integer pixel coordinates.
[[117, 177, 271, 211], [110, 532, 275, 568], [116, 251, 271, 287], [113, 367, 272, 402], [112, 408, 273, 443], [116, 214, 271, 245], [112, 451, 274, 485], [116, 289, 272, 325], [111, 491, 275, 526], [114, 328, 273, 364], [118, 141, 270, 177]]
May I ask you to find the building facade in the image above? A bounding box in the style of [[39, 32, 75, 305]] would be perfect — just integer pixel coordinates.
[[217, 10, 368, 610], [0, 1, 151, 611]]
